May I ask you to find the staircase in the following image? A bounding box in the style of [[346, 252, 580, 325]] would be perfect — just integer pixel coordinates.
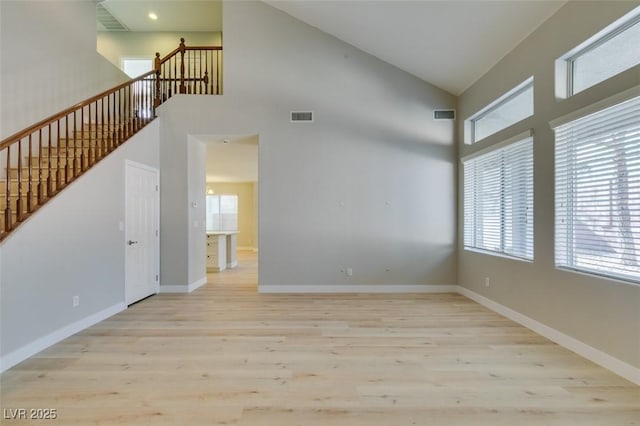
[[0, 39, 222, 242]]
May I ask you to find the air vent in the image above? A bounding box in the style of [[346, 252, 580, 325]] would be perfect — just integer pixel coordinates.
[[96, 3, 128, 31], [291, 111, 314, 123], [433, 109, 456, 120]]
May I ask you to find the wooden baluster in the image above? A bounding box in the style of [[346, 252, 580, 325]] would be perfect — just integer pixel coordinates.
[[154, 52, 161, 108], [171, 55, 175, 97], [72, 112, 78, 179], [217, 50, 221, 94], [179, 38, 186, 94], [107, 93, 112, 152], [113, 92, 118, 148], [203, 49, 209, 95], [191, 49, 195, 94], [129, 84, 133, 135], [81, 108, 86, 172], [64, 115, 70, 184], [127, 84, 132, 135], [48, 124, 54, 196], [4, 147, 11, 231], [93, 101, 100, 164], [52, 119, 59, 197], [27, 134, 33, 213], [118, 89, 122, 144], [38, 128, 44, 204], [101, 97, 105, 159], [16, 138, 23, 220]]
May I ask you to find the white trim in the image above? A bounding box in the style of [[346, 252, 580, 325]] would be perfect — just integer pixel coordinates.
[[0, 303, 126, 373], [159, 285, 190, 293], [259, 285, 458, 294], [457, 286, 640, 386], [550, 85, 640, 129], [461, 129, 533, 163], [465, 77, 534, 144], [159, 277, 207, 294], [189, 276, 208, 292]]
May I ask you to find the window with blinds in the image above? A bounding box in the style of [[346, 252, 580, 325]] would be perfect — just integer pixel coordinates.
[[554, 93, 640, 283], [463, 135, 534, 260], [206, 194, 238, 232]]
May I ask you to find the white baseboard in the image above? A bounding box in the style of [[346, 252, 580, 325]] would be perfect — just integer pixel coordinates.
[[0, 302, 126, 373], [188, 277, 207, 292], [259, 284, 458, 294], [160, 277, 207, 293], [457, 286, 640, 386]]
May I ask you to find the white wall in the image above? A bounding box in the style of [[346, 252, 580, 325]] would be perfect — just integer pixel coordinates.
[[0, 121, 160, 370], [158, 1, 457, 290], [0, 1, 128, 139], [458, 1, 640, 369]]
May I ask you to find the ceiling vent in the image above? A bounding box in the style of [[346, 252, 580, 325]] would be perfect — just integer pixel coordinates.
[[96, 3, 129, 31], [290, 111, 314, 123], [433, 109, 456, 120]]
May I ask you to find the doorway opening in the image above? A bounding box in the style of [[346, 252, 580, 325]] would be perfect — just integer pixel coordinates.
[[197, 134, 259, 289]]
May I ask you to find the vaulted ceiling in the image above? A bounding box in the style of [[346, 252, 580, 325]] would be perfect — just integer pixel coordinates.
[[98, 0, 566, 95], [97, 0, 567, 181]]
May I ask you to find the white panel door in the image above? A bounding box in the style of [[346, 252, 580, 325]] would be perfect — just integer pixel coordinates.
[[125, 161, 159, 305]]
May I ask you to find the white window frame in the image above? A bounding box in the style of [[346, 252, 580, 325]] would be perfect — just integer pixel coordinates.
[[206, 194, 238, 233], [465, 77, 534, 145], [121, 57, 154, 79], [462, 130, 534, 261], [551, 85, 640, 285], [556, 7, 640, 99]]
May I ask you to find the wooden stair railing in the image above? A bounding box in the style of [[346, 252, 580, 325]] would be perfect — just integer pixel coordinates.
[[154, 38, 223, 104], [0, 39, 222, 242]]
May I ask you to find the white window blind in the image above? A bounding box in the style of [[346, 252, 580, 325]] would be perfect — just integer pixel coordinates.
[[206, 194, 238, 232], [463, 136, 534, 260], [555, 94, 640, 283]]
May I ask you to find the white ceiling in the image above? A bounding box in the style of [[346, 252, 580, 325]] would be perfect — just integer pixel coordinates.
[[99, 0, 222, 32], [194, 135, 259, 182], [265, 1, 566, 95]]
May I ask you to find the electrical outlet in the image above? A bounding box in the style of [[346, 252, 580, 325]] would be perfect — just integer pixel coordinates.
[[484, 277, 490, 287], [72, 296, 80, 307], [347, 267, 353, 277]]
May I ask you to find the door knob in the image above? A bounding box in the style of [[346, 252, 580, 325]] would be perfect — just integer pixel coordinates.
[[127, 240, 139, 246]]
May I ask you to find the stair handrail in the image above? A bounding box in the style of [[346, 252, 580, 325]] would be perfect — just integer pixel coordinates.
[[0, 39, 222, 241], [0, 71, 156, 151]]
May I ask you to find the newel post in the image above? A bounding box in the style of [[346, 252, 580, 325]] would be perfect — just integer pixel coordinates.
[[154, 52, 161, 109], [179, 38, 186, 94]]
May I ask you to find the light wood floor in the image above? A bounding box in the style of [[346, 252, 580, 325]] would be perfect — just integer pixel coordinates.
[[1, 251, 638, 425]]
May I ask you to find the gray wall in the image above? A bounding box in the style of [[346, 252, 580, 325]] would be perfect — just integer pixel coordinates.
[[158, 1, 457, 290], [0, 121, 160, 362], [0, 0, 127, 139], [0, 1, 160, 367], [457, 1, 640, 369]]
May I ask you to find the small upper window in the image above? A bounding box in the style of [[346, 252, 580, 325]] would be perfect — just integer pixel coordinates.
[[558, 7, 640, 97], [122, 58, 153, 78], [465, 78, 534, 144]]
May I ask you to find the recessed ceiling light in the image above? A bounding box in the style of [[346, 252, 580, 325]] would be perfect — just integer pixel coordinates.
[[148, 12, 158, 20]]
